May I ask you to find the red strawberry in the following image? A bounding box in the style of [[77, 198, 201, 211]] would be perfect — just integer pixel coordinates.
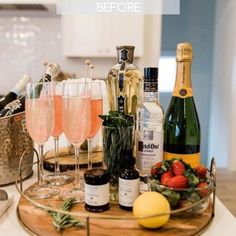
[[161, 171, 173, 186], [171, 160, 185, 176], [167, 176, 188, 189], [197, 182, 209, 197], [151, 161, 162, 179], [195, 165, 207, 179]]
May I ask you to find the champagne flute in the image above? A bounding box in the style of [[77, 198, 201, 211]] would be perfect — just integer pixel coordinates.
[[87, 81, 103, 169], [60, 81, 91, 200], [45, 82, 74, 186], [25, 82, 60, 199]]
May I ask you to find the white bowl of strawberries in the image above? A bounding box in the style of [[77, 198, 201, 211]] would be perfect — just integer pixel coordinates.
[[150, 159, 215, 212]]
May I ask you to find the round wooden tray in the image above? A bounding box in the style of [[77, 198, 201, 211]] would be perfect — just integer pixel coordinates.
[[17, 183, 214, 236]]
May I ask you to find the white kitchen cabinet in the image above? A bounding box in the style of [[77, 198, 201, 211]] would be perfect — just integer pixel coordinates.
[[62, 15, 144, 57]]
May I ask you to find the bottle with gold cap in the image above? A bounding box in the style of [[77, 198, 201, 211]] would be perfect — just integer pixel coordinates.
[[163, 42, 201, 167], [106, 46, 143, 116]]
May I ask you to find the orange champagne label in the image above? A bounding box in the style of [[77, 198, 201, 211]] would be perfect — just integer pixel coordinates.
[[164, 152, 200, 168]]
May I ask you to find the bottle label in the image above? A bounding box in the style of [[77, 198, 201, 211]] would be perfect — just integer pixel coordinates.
[[3, 99, 22, 116], [173, 88, 193, 98], [119, 178, 140, 207], [144, 81, 158, 93], [85, 183, 109, 206], [136, 128, 163, 171], [164, 152, 200, 168]]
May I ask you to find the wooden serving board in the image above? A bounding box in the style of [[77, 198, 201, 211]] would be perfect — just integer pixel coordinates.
[[43, 147, 103, 172], [17, 184, 214, 236]]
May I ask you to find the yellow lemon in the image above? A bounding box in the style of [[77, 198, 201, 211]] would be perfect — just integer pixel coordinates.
[[133, 192, 170, 229]]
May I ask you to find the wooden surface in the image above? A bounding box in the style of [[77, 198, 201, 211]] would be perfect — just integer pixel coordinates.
[[17, 184, 214, 236], [217, 168, 236, 217], [43, 147, 103, 172]]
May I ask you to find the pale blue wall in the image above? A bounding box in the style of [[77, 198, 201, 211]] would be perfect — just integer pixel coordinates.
[[160, 0, 215, 166]]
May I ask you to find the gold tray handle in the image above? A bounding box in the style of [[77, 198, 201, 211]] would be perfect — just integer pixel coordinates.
[[17, 148, 40, 192], [210, 157, 216, 217]]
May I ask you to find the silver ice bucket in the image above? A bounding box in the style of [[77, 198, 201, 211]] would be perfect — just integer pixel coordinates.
[[0, 112, 33, 185]]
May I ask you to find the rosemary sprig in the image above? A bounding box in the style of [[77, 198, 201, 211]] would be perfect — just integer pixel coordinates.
[[47, 198, 84, 231]]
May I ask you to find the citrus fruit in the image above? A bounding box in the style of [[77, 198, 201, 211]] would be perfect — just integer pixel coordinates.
[[133, 192, 170, 228]]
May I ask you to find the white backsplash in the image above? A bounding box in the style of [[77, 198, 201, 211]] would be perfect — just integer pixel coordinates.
[[0, 16, 116, 94]]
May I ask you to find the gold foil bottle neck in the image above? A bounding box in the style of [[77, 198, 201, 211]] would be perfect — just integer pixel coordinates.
[[176, 42, 193, 62]]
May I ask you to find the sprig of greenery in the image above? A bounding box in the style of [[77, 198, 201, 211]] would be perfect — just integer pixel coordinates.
[[47, 198, 84, 231], [99, 111, 134, 127]]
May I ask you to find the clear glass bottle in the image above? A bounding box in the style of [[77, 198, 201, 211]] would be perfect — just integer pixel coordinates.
[[136, 67, 164, 173], [106, 46, 143, 116]]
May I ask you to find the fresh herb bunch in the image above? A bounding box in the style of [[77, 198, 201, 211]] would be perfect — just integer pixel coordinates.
[[47, 198, 84, 231], [150, 158, 209, 209], [100, 111, 134, 186], [100, 111, 134, 127]]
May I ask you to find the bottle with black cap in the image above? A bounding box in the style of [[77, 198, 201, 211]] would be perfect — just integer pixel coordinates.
[[135, 67, 164, 176], [0, 74, 31, 111], [84, 169, 110, 212], [119, 152, 140, 211], [0, 62, 60, 117]]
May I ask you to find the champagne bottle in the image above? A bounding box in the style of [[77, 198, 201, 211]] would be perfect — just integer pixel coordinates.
[[0, 74, 31, 111], [163, 42, 201, 167], [0, 62, 60, 117]]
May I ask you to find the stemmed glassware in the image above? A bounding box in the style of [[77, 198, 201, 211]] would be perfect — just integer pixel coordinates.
[[87, 81, 103, 169], [59, 81, 91, 201], [45, 82, 74, 186], [25, 82, 60, 199]]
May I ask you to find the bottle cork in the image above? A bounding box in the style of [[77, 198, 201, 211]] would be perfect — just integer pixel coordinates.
[[176, 42, 193, 62]]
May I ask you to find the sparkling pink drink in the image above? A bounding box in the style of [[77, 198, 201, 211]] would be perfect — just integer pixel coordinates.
[[88, 98, 103, 139], [62, 96, 91, 146], [25, 97, 54, 144], [52, 95, 63, 137]]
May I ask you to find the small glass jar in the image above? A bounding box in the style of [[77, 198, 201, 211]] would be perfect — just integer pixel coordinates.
[[84, 169, 110, 212]]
